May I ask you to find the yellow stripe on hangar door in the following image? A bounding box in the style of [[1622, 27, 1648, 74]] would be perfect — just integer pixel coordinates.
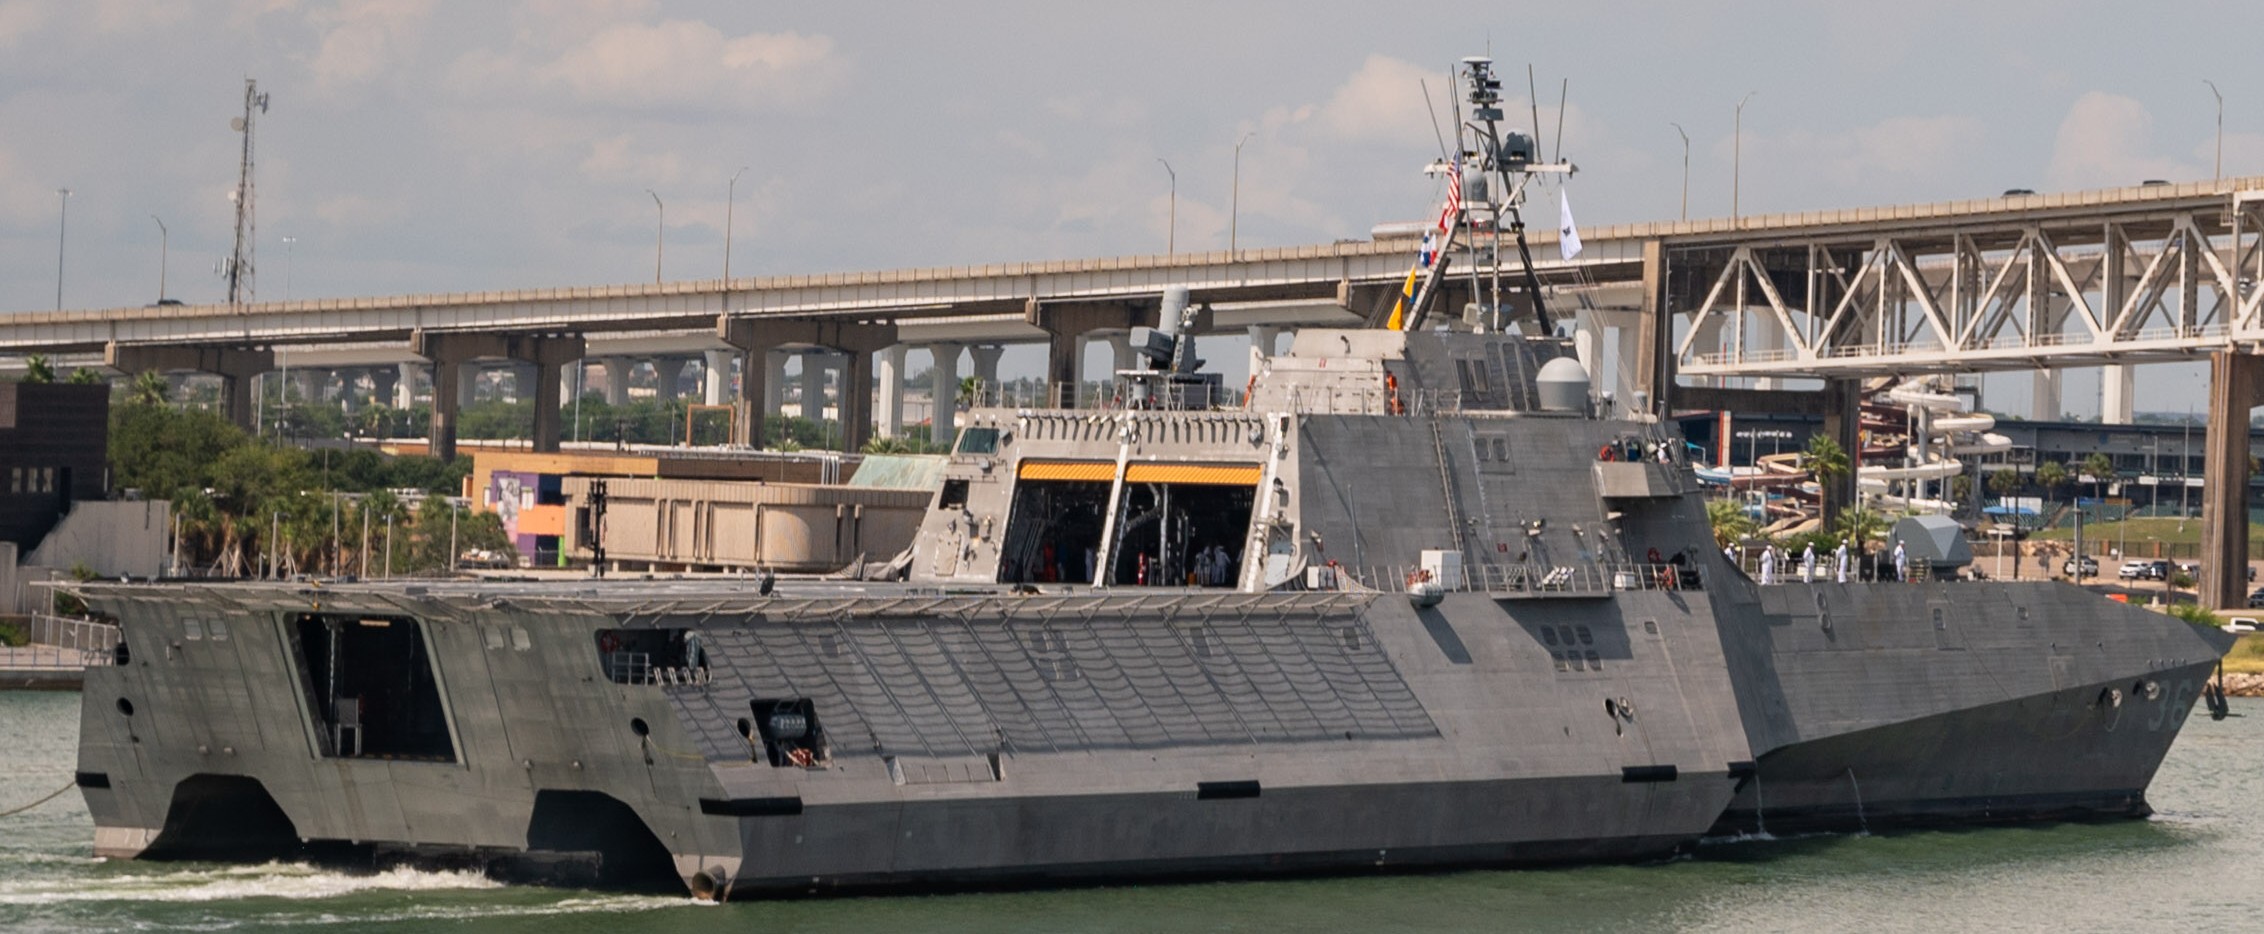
[[1017, 460, 1115, 482], [1123, 463, 1261, 485]]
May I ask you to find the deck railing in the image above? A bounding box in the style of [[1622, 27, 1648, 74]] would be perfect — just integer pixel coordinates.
[[0, 615, 122, 670]]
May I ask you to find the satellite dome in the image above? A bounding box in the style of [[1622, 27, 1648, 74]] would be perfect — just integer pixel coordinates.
[[1535, 356, 1591, 413]]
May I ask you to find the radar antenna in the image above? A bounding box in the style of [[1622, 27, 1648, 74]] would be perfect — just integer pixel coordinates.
[[221, 78, 271, 307]]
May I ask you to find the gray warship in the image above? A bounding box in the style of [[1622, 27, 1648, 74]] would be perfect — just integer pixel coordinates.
[[71, 60, 2230, 898]]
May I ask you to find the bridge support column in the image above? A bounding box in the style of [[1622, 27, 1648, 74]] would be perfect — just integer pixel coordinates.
[[400, 363, 423, 408], [1821, 378, 1862, 524], [702, 350, 731, 406], [928, 344, 962, 444], [412, 330, 586, 460], [369, 366, 397, 412], [1634, 239, 1672, 416], [2031, 370, 2061, 421], [1027, 300, 1154, 408], [969, 344, 1004, 402], [876, 344, 907, 438], [715, 317, 896, 451], [840, 349, 873, 452], [105, 343, 274, 432], [655, 357, 685, 402], [1247, 326, 1280, 379], [798, 351, 830, 421], [455, 363, 480, 408], [2202, 351, 2264, 609], [2101, 364, 2134, 425], [600, 358, 631, 406]]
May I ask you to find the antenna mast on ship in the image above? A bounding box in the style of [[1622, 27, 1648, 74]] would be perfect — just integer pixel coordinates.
[[1394, 58, 1574, 333], [221, 78, 270, 307]]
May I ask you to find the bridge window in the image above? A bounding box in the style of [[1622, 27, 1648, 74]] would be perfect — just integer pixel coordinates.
[[956, 427, 1000, 455]]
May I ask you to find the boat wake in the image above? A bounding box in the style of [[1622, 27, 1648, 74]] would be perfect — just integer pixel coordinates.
[[0, 862, 504, 905]]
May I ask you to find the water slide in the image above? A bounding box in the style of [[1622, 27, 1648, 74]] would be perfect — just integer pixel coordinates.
[[1857, 380, 2012, 513]]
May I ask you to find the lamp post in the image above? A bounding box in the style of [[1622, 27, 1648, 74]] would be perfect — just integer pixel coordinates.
[[646, 189, 664, 283], [2205, 79, 2225, 181], [1156, 157, 1176, 255], [281, 235, 296, 301], [54, 188, 71, 311], [1230, 132, 1254, 253], [1733, 92, 1756, 221], [1670, 122, 1690, 221], [724, 166, 748, 283], [151, 215, 169, 303]]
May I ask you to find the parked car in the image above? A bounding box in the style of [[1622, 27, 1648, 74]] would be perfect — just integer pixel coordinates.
[[2117, 561, 2150, 580], [2223, 616, 2261, 634], [2184, 564, 2255, 582], [2064, 556, 2099, 576], [2247, 588, 2264, 609]]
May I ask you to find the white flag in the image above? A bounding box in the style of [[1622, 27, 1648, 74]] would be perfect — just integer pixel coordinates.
[[1558, 188, 1583, 259]]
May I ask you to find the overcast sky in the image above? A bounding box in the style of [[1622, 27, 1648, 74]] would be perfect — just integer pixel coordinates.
[[1, 1, 2258, 413]]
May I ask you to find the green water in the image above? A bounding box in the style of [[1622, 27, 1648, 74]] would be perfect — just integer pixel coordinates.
[[5, 689, 2263, 932]]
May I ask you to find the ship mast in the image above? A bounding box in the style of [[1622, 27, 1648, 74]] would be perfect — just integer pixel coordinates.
[[1401, 58, 1574, 333], [222, 78, 270, 307]]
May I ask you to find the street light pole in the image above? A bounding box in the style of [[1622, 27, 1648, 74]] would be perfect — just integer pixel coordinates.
[[151, 215, 169, 303], [646, 189, 664, 283], [281, 235, 296, 301], [724, 166, 748, 283], [2205, 79, 2225, 181], [1156, 157, 1176, 254], [1230, 132, 1254, 253], [1670, 123, 1690, 220], [54, 188, 71, 311], [1733, 92, 1756, 222]]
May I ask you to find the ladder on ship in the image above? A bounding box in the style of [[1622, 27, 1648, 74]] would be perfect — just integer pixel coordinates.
[[1428, 415, 1470, 562]]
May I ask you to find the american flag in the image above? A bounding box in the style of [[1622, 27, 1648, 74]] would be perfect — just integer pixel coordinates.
[[1432, 156, 1463, 238]]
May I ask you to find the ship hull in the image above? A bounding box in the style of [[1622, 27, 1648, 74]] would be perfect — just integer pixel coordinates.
[[1713, 659, 2216, 836]]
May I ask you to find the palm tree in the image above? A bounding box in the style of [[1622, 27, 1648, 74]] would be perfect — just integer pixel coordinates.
[[1706, 498, 1757, 550], [128, 371, 170, 406], [1832, 506, 1890, 551], [22, 354, 55, 384], [2034, 461, 2070, 510], [2080, 452, 2114, 508], [67, 367, 103, 385], [1803, 433, 1852, 523]]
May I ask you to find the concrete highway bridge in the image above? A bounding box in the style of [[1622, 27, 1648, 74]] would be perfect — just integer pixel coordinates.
[[8, 176, 2264, 604]]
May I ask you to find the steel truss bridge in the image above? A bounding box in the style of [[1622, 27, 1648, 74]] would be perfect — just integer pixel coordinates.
[[1667, 180, 2264, 381]]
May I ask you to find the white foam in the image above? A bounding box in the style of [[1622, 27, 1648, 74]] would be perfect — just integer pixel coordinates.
[[0, 862, 501, 906]]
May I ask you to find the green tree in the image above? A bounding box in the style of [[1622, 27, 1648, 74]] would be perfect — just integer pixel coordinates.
[[67, 367, 103, 385], [2034, 461, 2070, 505], [22, 354, 55, 383], [128, 371, 170, 406], [1803, 434, 1850, 487], [1706, 498, 1758, 550], [1987, 467, 2021, 498], [2080, 452, 2114, 504], [1831, 506, 1890, 550]]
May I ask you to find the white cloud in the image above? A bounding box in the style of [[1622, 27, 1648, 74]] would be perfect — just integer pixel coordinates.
[[1310, 54, 1438, 145], [456, 17, 843, 114], [2046, 92, 2197, 190], [1741, 114, 1986, 188], [577, 134, 685, 187], [0, 0, 47, 48], [302, 0, 437, 91], [89, 0, 193, 33]]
